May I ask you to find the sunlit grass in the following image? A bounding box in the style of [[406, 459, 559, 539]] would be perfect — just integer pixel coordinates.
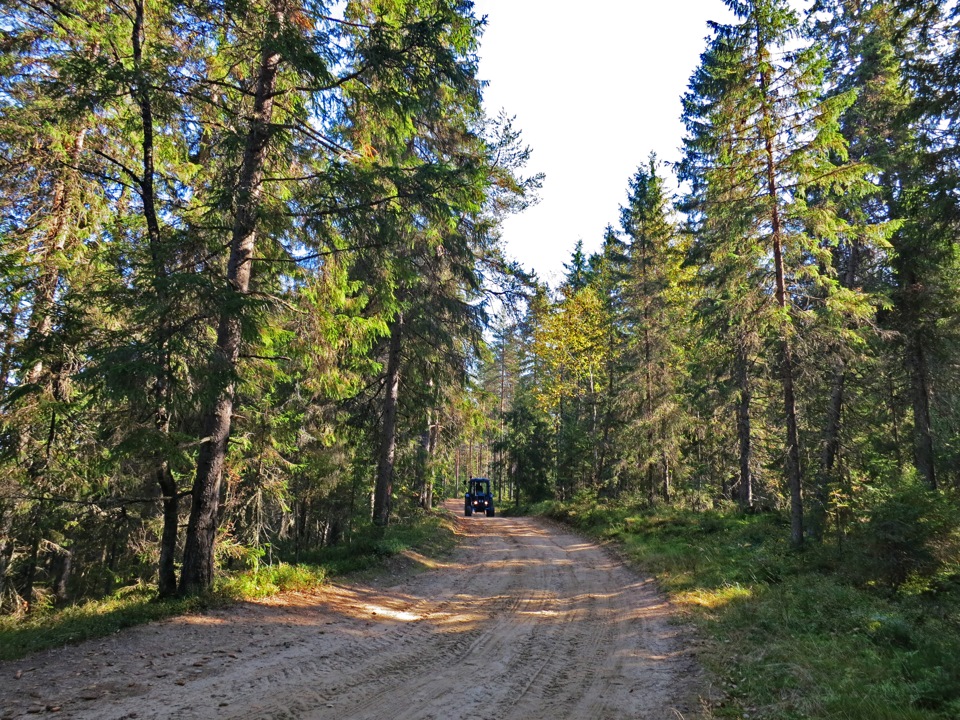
[[217, 563, 327, 600], [677, 584, 752, 610]]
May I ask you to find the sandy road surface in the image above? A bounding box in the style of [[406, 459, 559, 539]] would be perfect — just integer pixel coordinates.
[[1, 501, 705, 719]]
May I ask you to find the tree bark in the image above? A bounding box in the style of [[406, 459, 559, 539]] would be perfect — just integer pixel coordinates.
[[50, 543, 72, 605], [454, 445, 460, 498], [157, 467, 179, 596], [373, 315, 403, 526], [417, 403, 433, 510], [499, 340, 506, 498], [661, 445, 671, 504], [22, 505, 43, 612], [596, 328, 617, 493], [887, 368, 903, 470], [180, 4, 285, 594], [906, 334, 936, 489], [735, 343, 753, 509], [24, 126, 87, 386], [643, 319, 656, 506], [0, 504, 14, 607], [814, 371, 844, 537], [130, 0, 183, 597], [419, 414, 438, 510], [0, 298, 21, 398]]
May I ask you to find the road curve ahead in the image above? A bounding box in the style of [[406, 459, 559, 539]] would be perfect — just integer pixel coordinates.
[[0, 500, 705, 719]]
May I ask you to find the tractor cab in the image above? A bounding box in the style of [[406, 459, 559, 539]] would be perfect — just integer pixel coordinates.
[[464, 477, 495, 517]]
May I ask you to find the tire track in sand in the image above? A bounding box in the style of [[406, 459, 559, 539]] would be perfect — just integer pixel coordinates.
[[0, 500, 705, 720]]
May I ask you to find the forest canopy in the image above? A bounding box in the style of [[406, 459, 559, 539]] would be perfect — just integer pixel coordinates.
[[1, 0, 959, 613]]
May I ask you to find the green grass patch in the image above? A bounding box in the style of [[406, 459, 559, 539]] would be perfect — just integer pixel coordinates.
[[527, 495, 960, 720], [287, 512, 458, 576], [216, 562, 327, 600], [0, 510, 457, 662], [0, 586, 210, 662]]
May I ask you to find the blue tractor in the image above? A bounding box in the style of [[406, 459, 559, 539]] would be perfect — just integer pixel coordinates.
[[464, 477, 495, 517]]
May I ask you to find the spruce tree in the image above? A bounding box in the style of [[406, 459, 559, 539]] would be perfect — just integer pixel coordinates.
[[813, 0, 960, 492], [619, 157, 688, 505], [681, 0, 874, 545]]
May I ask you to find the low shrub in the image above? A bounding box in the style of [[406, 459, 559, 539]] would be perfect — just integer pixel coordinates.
[[849, 483, 960, 589]]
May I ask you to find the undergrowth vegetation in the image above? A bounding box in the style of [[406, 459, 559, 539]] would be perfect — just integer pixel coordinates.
[[0, 512, 455, 662], [527, 492, 960, 720]]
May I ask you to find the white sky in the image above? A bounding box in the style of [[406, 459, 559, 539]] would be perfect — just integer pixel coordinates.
[[473, 0, 737, 286]]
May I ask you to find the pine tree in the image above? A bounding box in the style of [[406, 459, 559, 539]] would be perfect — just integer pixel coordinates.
[[180, 0, 495, 583]]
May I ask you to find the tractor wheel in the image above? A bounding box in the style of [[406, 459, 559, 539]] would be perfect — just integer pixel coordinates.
[[486, 508, 495, 517], [465, 506, 473, 517]]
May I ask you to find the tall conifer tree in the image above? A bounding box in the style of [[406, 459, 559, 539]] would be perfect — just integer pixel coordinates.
[[682, 0, 874, 544]]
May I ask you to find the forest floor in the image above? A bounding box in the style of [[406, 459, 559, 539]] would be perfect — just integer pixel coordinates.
[[0, 499, 708, 719]]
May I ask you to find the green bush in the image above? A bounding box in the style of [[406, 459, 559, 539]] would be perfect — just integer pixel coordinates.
[[853, 484, 960, 589]]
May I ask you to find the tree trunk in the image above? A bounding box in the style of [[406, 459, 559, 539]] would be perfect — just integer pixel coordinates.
[[157, 466, 179, 596], [418, 404, 433, 510], [906, 334, 936, 489], [814, 242, 860, 540], [102, 510, 123, 596], [129, 1, 184, 596], [780, 335, 804, 547], [758, 22, 803, 546], [588, 366, 599, 484], [814, 370, 845, 538], [499, 341, 506, 498], [467, 441, 472, 486], [50, 543, 72, 605], [660, 409, 671, 503], [24, 126, 87, 386], [0, 504, 14, 607], [422, 418, 438, 510], [180, 4, 285, 594], [643, 324, 656, 505], [735, 343, 753, 509], [887, 368, 903, 470], [661, 446, 671, 503], [646, 446, 656, 507], [22, 507, 43, 612], [373, 315, 403, 526], [454, 446, 460, 497], [0, 298, 21, 398], [596, 333, 617, 492]]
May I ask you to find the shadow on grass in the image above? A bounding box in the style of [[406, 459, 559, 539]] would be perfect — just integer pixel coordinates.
[[0, 592, 207, 662]]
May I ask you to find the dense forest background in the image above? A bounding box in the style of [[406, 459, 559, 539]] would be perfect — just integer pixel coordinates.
[[2, 0, 959, 614]]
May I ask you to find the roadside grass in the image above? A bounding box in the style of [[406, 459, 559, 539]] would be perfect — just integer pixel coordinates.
[[530, 495, 960, 720], [287, 512, 458, 578], [0, 511, 457, 662]]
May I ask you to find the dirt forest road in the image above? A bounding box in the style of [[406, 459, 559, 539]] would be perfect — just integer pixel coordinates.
[[1, 501, 706, 720]]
